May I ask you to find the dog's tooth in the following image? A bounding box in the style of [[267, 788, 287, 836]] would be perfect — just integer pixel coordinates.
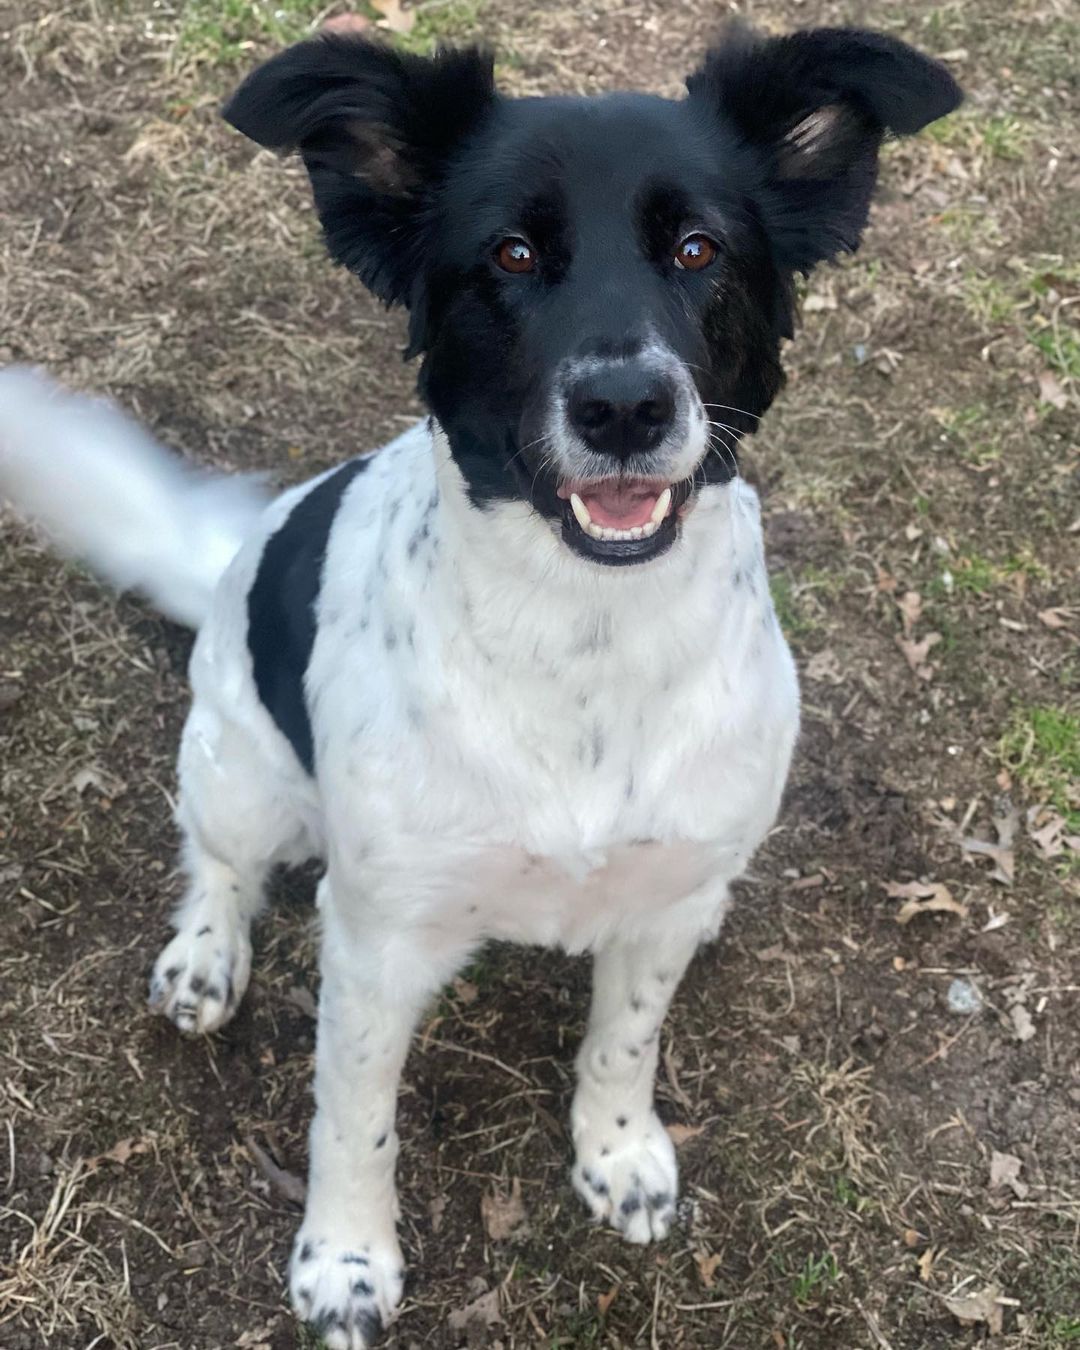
[[585, 521, 605, 540], [629, 526, 643, 540], [569, 492, 592, 529], [650, 487, 673, 524], [601, 527, 617, 541], [641, 520, 658, 538]]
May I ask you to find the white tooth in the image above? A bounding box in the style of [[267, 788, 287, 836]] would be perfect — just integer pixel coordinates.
[[629, 526, 643, 539], [641, 520, 658, 538], [601, 527, 617, 541], [586, 521, 605, 540], [569, 492, 592, 529], [650, 487, 672, 524]]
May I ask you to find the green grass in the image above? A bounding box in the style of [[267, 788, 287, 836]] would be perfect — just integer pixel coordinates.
[[791, 1251, 840, 1305], [1030, 324, 1080, 383], [769, 572, 816, 643], [174, 0, 327, 67], [396, 0, 485, 54], [1051, 1316, 1080, 1342], [1000, 705, 1080, 822]]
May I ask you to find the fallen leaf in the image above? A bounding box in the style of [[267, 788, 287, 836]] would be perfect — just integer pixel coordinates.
[[322, 12, 372, 33], [287, 985, 318, 1019], [896, 631, 941, 680], [695, 1248, 723, 1289], [429, 1195, 448, 1233], [597, 1285, 618, 1316], [1037, 370, 1068, 410], [371, 0, 416, 33], [480, 1177, 527, 1241], [453, 976, 479, 1005], [448, 1285, 502, 1335], [918, 1247, 937, 1283], [666, 1122, 706, 1147], [1009, 1004, 1036, 1043], [989, 1150, 1028, 1199], [1037, 607, 1074, 630], [885, 880, 968, 925], [942, 1283, 1004, 1335], [86, 1134, 154, 1169], [897, 590, 923, 636], [244, 1135, 306, 1205], [804, 648, 843, 683], [961, 801, 1019, 885], [902, 1227, 923, 1248]]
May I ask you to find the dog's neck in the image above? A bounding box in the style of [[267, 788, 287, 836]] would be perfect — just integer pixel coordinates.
[[424, 423, 762, 682]]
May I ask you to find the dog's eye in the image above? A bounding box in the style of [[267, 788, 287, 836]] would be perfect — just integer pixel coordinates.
[[495, 237, 536, 274], [673, 234, 717, 272]]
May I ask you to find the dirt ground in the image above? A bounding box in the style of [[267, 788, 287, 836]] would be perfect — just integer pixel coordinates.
[[1, 1, 1078, 1347]]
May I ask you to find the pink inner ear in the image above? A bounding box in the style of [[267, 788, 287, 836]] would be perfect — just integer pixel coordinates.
[[777, 103, 865, 179]]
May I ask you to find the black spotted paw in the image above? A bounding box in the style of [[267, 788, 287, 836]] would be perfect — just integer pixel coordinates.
[[572, 1110, 678, 1244], [149, 916, 250, 1034], [289, 1230, 404, 1349]]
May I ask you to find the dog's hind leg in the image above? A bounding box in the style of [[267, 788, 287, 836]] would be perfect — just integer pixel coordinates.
[[149, 699, 314, 1034]]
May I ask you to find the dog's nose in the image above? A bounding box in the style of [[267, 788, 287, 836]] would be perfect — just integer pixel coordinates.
[[566, 364, 676, 458]]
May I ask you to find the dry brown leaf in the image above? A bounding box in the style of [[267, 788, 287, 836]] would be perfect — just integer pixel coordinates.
[[244, 1135, 306, 1205], [961, 802, 1019, 885], [666, 1122, 706, 1147], [942, 1283, 1005, 1335], [897, 589, 923, 636], [322, 11, 372, 33], [896, 631, 941, 680], [1037, 370, 1068, 410], [86, 1134, 154, 1168], [453, 976, 479, 1005], [429, 1194, 448, 1234], [902, 1227, 923, 1248], [597, 1285, 618, 1317], [886, 880, 968, 925], [1009, 1004, 1036, 1042], [804, 647, 843, 684], [448, 1285, 502, 1335], [989, 1150, 1028, 1199], [917, 1247, 937, 1283], [287, 984, 318, 1019], [1037, 607, 1074, 630], [480, 1177, 527, 1241], [371, 0, 416, 33], [695, 1248, 723, 1289]]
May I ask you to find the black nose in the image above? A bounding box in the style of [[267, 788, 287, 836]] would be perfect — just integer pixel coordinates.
[[566, 364, 677, 458]]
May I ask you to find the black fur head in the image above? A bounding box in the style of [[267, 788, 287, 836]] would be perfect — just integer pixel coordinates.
[[224, 26, 960, 566]]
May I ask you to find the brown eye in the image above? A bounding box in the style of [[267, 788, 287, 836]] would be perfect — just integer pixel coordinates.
[[496, 237, 536, 273], [674, 233, 717, 272]]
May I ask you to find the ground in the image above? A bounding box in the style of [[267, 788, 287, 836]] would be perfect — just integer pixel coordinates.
[[0, 1, 1078, 1347]]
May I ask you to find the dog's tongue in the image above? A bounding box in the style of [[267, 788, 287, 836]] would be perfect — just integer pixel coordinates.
[[580, 482, 661, 529]]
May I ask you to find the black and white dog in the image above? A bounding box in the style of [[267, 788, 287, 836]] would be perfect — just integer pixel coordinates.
[[0, 25, 960, 1348]]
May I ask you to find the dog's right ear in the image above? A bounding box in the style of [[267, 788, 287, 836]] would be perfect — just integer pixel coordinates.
[[223, 35, 496, 307]]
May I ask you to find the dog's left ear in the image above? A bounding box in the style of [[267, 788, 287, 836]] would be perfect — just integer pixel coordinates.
[[223, 35, 496, 307], [687, 25, 962, 273]]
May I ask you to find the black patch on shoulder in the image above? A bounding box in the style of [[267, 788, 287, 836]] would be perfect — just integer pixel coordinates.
[[248, 459, 368, 774]]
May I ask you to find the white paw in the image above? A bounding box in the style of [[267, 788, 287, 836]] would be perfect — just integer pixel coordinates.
[[290, 1230, 405, 1349], [148, 919, 251, 1034], [572, 1110, 678, 1244]]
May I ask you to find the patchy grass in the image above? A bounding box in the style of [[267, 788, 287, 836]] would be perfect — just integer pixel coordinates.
[[1000, 705, 1080, 821], [173, 0, 329, 68]]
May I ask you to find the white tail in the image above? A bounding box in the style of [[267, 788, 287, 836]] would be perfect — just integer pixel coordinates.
[[0, 368, 269, 628]]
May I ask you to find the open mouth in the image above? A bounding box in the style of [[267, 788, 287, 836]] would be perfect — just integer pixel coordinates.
[[556, 477, 686, 565]]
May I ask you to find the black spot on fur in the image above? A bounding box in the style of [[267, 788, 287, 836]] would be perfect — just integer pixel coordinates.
[[617, 1115, 628, 1128], [375, 1133, 388, 1149], [248, 458, 368, 774], [196, 925, 212, 937], [620, 1193, 642, 1216]]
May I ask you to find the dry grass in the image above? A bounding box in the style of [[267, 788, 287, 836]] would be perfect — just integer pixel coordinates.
[[2, 0, 1079, 1347]]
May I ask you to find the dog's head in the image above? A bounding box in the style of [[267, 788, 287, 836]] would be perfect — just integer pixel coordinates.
[[225, 26, 960, 566]]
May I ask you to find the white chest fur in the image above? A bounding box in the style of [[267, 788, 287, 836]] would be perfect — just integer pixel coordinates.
[[302, 425, 799, 953]]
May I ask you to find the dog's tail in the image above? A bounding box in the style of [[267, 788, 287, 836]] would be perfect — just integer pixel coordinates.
[[0, 367, 269, 628]]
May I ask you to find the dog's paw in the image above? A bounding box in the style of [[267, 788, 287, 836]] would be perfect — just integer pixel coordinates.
[[289, 1231, 405, 1350], [148, 920, 251, 1034], [572, 1110, 678, 1244]]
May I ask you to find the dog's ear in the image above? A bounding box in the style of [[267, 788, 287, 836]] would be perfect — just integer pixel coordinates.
[[686, 25, 962, 273], [224, 36, 496, 306]]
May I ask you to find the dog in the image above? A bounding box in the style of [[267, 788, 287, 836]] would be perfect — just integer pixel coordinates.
[[0, 23, 960, 1348]]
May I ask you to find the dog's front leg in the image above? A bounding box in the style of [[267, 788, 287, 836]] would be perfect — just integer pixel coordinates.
[[289, 880, 467, 1350], [571, 929, 702, 1244]]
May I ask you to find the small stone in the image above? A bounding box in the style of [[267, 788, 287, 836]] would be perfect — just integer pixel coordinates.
[[946, 978, 983, 1015]]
